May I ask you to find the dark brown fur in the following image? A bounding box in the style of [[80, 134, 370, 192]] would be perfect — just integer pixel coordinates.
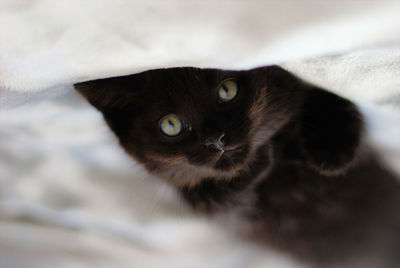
[[75, 66, 400, 267]]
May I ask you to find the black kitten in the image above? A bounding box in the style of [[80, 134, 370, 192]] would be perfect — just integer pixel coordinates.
[[75, 66, 400, 268]]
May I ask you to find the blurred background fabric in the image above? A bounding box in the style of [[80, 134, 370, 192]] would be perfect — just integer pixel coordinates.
[[1, 1, 400, 267]]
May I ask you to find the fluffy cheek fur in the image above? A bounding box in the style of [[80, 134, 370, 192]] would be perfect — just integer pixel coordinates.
[[140, 152, 243, 187], [247, 87, 292, 155], [139, 142, 254, 187]]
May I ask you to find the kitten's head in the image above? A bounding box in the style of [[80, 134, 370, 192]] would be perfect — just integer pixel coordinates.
[[75, 66, 302, 186]]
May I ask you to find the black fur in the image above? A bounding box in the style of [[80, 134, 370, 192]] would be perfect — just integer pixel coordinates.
[[75, 66, 400, 267]]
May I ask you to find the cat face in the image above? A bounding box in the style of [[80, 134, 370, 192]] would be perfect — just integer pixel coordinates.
[[75, 67, 302, 186]]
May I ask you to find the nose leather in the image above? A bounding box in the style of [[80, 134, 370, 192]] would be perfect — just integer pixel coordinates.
[[204, 133, 225, 152]]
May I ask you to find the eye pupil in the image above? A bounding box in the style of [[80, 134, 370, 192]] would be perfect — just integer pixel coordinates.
[[218, 79, 238, 102], [160, 114, 184, 136]]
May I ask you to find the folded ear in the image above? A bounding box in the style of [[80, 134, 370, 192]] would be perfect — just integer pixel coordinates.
[[74, 75, 140, 112], [299, 88, 363, 175]]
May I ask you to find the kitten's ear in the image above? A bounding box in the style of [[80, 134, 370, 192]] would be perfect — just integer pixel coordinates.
[[299, 89, 363, 175], [75, 75, 144, 144], [74, 75, 140, 111]]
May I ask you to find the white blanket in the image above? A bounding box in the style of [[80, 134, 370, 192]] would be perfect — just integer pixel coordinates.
[[1, 1, 400, 267]]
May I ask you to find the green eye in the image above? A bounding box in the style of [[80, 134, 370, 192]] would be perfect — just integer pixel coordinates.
[[218, 80, 238, 102], [160, 114, 183, 136]]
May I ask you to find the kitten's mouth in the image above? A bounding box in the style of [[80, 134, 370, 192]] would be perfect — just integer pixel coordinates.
[[213, 144, 250, 172]]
